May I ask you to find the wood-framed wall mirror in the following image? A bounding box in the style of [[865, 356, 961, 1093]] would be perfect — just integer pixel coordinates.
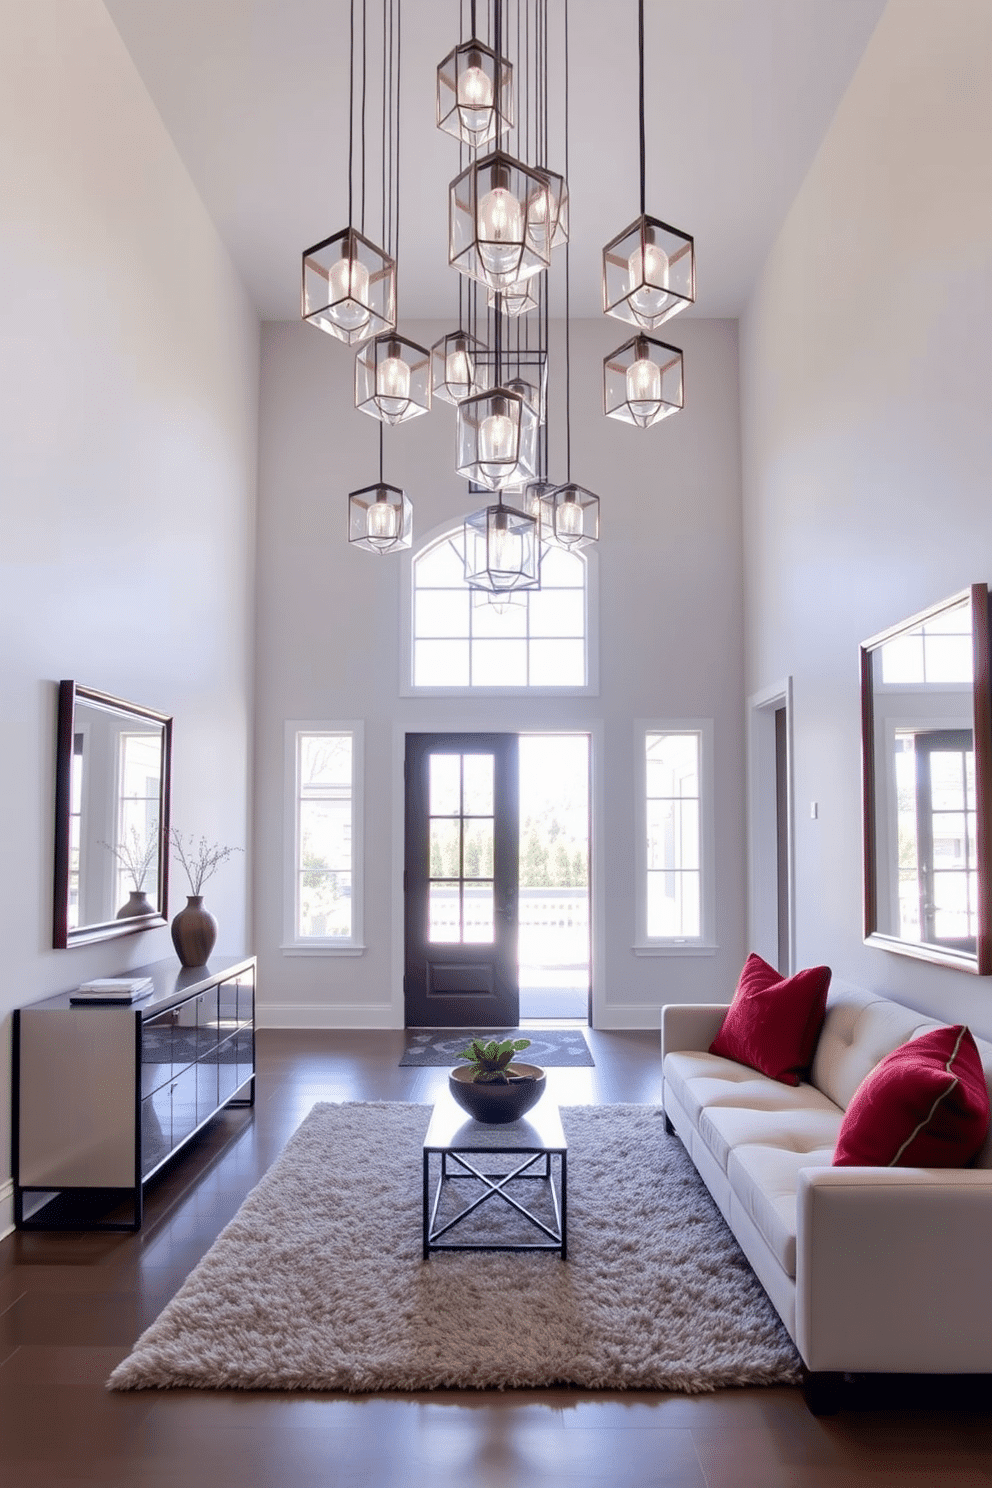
[[861, 584, 992, 974], [53, 681, 173, 949]]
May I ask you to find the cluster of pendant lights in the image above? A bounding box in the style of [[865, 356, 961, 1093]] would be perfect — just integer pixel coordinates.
[[301, 0, 694, 587]]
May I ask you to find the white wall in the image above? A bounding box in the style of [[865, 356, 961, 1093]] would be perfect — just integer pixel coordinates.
[[0, 0, 259, 1229], [255, 314, 746, 1029], [741, 0, 992, 1031]]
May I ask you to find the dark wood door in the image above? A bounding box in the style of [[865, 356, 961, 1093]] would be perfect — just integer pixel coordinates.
[[404, 733, 519, 1028]]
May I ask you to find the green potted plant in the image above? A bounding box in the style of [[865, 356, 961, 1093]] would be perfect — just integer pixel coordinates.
[[448, 1037, 546, 1123]]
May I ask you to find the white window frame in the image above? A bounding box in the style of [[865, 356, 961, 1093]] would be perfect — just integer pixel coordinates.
[[400, 517, 599, 697], [282, 721, 365, 955], [634, 718, 717, 955]]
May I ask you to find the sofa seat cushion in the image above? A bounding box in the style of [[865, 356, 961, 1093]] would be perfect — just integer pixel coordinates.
[[699, 1101, 844, 1175], [728, 1142, 835, 1278], [665, 1050, 838, 1126]]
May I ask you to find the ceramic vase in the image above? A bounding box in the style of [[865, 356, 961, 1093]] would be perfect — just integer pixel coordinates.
[[170, 895, 217, 968]]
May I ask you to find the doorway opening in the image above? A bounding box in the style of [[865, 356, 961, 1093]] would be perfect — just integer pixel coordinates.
[[518, 734, 590, 1024]]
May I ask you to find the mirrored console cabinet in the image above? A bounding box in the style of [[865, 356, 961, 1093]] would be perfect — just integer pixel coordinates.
[[13, 955, 255, 1231]]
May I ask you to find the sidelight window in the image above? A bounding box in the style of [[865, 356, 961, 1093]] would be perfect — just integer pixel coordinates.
[[284, 723, 364, 952], [636, 721, 715, 952]]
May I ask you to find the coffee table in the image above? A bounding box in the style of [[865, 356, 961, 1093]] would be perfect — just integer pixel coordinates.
[[422, 1087, 567, 1259]]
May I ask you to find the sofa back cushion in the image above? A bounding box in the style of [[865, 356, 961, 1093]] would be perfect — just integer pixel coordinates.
[[811, 987, 938, 1111]]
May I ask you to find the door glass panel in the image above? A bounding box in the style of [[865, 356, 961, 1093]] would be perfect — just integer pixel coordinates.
[[463, 818, 494, 878], [430, 819, 461, 878], [462, 754, 494, 816], [463, 883, 494, 942], [429, 883, 461, 942], [427, 752, 496, 944], [429, 754, 461, 816]]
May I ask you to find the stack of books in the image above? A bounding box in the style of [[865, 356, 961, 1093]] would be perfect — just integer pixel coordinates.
[[69, 976, 154, 1004]]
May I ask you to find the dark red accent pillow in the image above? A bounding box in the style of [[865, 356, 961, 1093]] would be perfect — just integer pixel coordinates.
[[834, 1024, 991, 1167], [709, 953, 831, 1086]]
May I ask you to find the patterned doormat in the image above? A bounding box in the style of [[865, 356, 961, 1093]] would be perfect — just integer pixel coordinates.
[[399, 1028, 594, 1067]]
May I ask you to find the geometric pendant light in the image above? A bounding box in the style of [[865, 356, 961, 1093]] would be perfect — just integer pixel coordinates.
[[303, 226, 395, 346], [464, 496, 540, 594], [604, 333, 684, 427], [301, 0, 395, 346], [601, 0, 694, 332], [449, 150, 552, 292], [436, 32, 513, 150], [355, 334, 431, 424], [348, 425, 412, 554]]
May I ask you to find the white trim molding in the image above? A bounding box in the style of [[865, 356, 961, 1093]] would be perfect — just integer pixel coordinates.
[[746, 677, 795, 973], [0, 1178, 13, 1242]]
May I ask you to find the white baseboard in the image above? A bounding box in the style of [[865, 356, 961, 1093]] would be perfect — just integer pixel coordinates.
[[0, 1178, 13, 1241], [257, 1002, 400, 1030], [592, 1004, 664, 1031]]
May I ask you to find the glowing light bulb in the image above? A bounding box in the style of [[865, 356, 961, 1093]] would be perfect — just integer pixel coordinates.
[[457, 48, 494, 138], [375, 341, 411, 421], [477, 174, 524, 282], [327, 249, 371, 331], [489, 510, 520, 580], [626, 345, 663, 426], [478, 398, 516, 481], [444, 339, 472, 400], [557, 493, 583, 544], [627, 234, 670, 321], [367, 493, 398, 545]]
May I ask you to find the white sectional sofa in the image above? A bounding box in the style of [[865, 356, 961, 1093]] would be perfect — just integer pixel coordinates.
[[661, 984, 992, 1409]]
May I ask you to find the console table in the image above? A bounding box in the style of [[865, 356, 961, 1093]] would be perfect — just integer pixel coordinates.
[[13, 954, 255, 1231]]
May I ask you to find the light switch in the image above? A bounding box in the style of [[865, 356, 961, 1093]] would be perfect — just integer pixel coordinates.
[[810, 802, 818, 819]]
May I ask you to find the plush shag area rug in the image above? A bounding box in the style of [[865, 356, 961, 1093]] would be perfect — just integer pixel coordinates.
[[109, 1102, 801, 1393]]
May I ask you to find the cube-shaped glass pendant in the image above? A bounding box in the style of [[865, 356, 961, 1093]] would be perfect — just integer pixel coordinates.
[[528, 167, 569, 256], [464, 503, 540, 594], [604, 334, 684, 428], [430, 330, 488, 406], [549, 482, 600, 549], [449, 151, 552, 291], [355, 335, 431, 425], [487, 279, 539, 318], [302, 226, 396, 346], [519, 478, 558, 541], [348, 482, 413, 553], [436, 37, 513, 149], [456, 388, 539, 491], [602, 214, 695, 330]]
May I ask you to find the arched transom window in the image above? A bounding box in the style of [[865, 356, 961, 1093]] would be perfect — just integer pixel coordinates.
[[411, 528, 590, 690]]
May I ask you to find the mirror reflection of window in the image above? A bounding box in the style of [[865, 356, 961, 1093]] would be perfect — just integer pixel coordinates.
[[115, 731, 163, 910], [68, 732, 84, 931], [863, 586, 990, 972], [879, 604, 973, 685]]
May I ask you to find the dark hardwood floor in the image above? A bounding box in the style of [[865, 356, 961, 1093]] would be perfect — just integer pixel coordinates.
[[1, 1028, 990, 1487]]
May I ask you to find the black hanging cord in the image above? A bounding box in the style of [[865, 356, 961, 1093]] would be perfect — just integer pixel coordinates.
[[392, 0, 398, 261], [348, 0, 355, 222], [471, 0, 476, 37], [379, 421, 384, 484], [638, 0, 646, 216], [564, 0, 571, 481], [381, 0, 387, 246], [360, 0, 367, 230]]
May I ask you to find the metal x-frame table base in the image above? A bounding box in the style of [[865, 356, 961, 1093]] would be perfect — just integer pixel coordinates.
[[423, 1147, 567, 1259]]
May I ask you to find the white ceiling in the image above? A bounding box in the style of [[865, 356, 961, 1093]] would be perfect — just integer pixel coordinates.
[[102, 0, 886, 321]]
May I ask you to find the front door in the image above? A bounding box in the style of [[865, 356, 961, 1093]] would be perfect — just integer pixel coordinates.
[[404, 733, 519, 1027]]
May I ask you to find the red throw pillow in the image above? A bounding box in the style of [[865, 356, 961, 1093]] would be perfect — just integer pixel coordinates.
[[834, 1024, 991, 1167], [709, 953, 831, 1086]]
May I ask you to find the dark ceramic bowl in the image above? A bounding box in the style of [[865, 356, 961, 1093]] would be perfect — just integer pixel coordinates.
[[448, 1063, 546, 1124]]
